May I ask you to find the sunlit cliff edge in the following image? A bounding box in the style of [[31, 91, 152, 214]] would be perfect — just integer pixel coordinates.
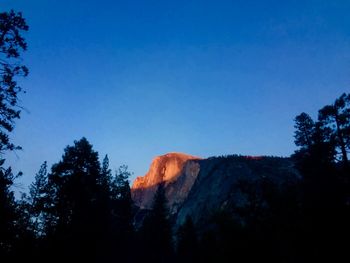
[[131, 152, 202, 212]]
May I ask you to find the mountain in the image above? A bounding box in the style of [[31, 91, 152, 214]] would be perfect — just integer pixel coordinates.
[[131, 153, 300, 228], [175, 155, 300, 228], [132, 152, 201, 214]]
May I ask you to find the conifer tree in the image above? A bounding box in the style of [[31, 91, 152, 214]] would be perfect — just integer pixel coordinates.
[[140, 183, 173, 263], [293, 94, 350, 261], [46, 138, 102, 261], [0, 10, 29, 152], [99, 155, 113, 195], [28, 161, 48, 237], [294, 112, 315, 148], [318, 93, 350, 164], [0, 9, 28, 259], [110, 165, 134, 262]]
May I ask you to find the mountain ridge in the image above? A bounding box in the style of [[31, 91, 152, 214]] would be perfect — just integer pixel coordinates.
[[131, 152, 300, 227]]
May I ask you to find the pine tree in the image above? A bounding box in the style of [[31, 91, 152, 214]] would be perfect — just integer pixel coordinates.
[[99, 155, 112, 195], [0, 10, 29, 152], [0, 9, 28, 259], [293, 95, 350, 261], [140, 183, 173, 263], [28, 161, 49, 237], [114, 165, 132, 203], [46, 137, 102, 261], [294, 112, 315, 148], [110, 165, 134, 262], [318, 93, 350, 165]]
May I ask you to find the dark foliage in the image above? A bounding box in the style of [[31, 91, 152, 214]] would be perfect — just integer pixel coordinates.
[[0, 10, 28, 152], [318, 93, 350, 164], [35, 138, 134, 262], [176, 216, 198, 263], [0, 165, 19, 258], [0, 9, 29, 261], [138, 183, 173, 263], [290, 93, 350, 262]]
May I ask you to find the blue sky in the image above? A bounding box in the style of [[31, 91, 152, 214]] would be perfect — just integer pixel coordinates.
[[2, 0, 350, 190]]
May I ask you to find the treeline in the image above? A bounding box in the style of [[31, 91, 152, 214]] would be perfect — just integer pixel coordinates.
[[198, 93, 350, 263], [1, 138, 133, 262]]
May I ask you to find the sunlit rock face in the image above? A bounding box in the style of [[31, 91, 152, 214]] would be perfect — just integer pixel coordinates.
[[131, 152, 201, 213], [132, 153, 300, 230]]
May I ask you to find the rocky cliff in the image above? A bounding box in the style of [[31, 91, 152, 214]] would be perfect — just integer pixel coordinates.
[[131, 153, 300, 227], [175, 155, 300, 227], [131, 152, 201, 214]]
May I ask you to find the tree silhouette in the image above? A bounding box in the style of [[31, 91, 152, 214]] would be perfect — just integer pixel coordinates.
[[294, 112, 315, 148], [292, 94, 350, 261], [45, 138, 103, 261], [109, 165, 134, 262], [28, 161, 49, 237], [99, 155, 113, 195], [0, 10, 29, 152], [318, 93, 350, 165], [0, 9, 28, 260], [113, 165, 133, 232], [140, 183, 173, 263], [32, 138, 137, 262]]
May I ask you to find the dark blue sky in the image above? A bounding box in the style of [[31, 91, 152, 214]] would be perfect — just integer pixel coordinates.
[[2, 0, 350, 189]]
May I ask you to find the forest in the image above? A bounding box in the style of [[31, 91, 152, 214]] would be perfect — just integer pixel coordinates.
[[1, 9, 350, 263]]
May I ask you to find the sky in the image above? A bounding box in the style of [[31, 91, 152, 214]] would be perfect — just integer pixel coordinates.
[[2, 0, 350, 191]]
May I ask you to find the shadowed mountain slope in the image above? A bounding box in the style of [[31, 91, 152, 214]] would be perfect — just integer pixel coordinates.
[[131, 153, 300, 227]]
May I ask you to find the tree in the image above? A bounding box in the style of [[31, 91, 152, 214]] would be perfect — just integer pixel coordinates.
[[140, 183, 173, 263], [0, 10, 29, 152], [0, 9, 28, 259], [318, 93, 350, 164], [293, 111, 336, 173], [37, 140, 136, 262], [114, 164, 132, 202], [292, 95, 350, 262], [46, 137, 102, 261], [99, 155, 112, 195], [109, 165, 134, 262], [294, 112, 315, 148], [28, 161, 49, 237]]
